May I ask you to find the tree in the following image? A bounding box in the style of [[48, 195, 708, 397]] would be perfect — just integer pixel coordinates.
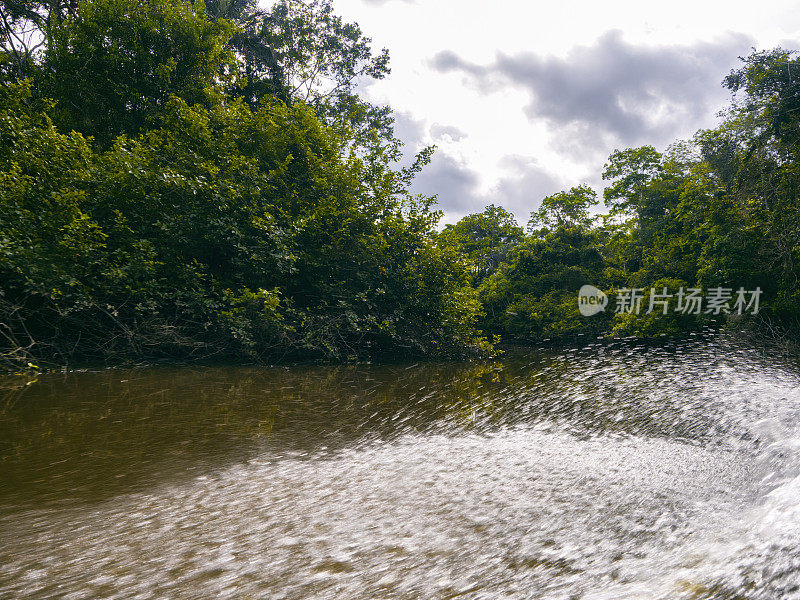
[[696, 48, 800, 319], [38, 0, 234, 146], [200, 0, 393, 147], [261, 0, 391, 142], [479, 227, 608, 341], [602, 146, 662, 219], [439, 205, 524, 285], [0, 0, 492, 369], [200, 0, 289, 103], [0, 0, 86, 80], [528, 185, 598, 232]]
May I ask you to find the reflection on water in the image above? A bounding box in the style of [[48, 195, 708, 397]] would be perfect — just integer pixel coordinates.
[[1, 336, 800, 599]]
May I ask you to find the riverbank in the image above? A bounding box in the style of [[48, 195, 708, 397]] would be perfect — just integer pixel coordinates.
[[3, 316, 798, 378]]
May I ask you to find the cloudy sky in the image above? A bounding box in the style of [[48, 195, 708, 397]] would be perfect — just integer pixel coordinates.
[[332, 0, 800, 225]]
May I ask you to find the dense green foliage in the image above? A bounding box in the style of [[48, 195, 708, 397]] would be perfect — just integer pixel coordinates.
[[1, 0, 799, 370], [0, 0, 490, 369]]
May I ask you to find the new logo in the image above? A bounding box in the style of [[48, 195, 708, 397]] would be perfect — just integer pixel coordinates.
[[578, 285, 608, 316]]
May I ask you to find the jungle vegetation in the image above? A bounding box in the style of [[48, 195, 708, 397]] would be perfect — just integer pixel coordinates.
[[1, 0, 798, 370]]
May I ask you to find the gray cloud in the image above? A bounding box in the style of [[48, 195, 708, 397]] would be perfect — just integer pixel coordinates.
[[392, 110, 427, 153], [490, 155, 565, 220], [394, 115, 570, 224], [431, 30, 754, 152], [430, 123, 467, 142], [392, 112, 467, 152], [410, 152, 484, 217], [392, 114, 486, 221], [410, 151, 568, 225]]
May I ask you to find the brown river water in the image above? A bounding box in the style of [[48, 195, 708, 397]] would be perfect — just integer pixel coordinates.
[[1, 336, 800, 599]]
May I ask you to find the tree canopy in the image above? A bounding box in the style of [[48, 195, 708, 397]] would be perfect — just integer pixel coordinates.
[[0, 0, 491, 370], [1, 0, 798, 370]]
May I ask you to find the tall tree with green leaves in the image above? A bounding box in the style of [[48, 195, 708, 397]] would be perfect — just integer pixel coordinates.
[[697, 48, 800, 319], [39, 0, 234, 147], [439, 205, 524, 285], [528, 185, 598, 232]]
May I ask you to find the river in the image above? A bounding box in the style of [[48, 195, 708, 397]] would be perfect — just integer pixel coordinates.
[[1, 336, 799, 599]]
